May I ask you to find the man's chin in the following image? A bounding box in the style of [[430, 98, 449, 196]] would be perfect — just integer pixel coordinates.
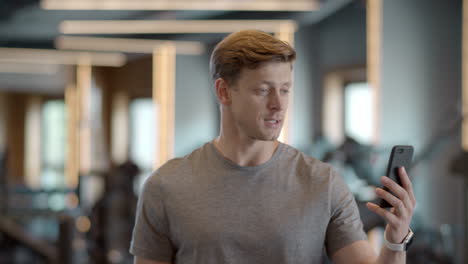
[[248, 129, 281, 142], [256, 134, 280, 142]]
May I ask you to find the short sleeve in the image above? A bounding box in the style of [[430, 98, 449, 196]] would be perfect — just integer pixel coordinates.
[[325, 168, 367, 256], [130, 173, 175, 262]]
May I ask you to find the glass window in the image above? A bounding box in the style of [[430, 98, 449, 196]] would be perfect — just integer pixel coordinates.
[[41, 100, 67, 189], [344, 82, 373, 144], [129, 98, 156, 194]]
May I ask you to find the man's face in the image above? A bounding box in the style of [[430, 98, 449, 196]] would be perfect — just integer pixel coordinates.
[[227, 61, 292, 141]]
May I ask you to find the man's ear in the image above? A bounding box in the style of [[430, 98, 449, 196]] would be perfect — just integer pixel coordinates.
[[214, 78, 232, 105]]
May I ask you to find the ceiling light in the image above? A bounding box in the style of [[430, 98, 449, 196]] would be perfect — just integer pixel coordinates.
[[55, 36, 204, 55], [59, 20, 297, 35], [0, 62, 60, 75], [42, 0, 319, 11], [0, 48, 126, 67]]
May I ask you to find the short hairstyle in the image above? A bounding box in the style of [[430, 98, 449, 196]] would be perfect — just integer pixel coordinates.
[[209, 30, 296, 85]]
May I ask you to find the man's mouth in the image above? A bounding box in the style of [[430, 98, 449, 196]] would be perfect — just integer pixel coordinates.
[[264, 118, 281, 128], [265, 119, 280, 124]]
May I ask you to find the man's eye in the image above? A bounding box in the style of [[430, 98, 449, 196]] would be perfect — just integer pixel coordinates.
[[281, 89, 290, 94], [258, 88, 269, 95]]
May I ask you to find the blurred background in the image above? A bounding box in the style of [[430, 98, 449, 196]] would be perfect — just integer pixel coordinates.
[[0, 0, 466, 263]]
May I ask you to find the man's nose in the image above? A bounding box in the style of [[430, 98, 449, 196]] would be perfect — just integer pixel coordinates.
[[267, 90, 284, 111]]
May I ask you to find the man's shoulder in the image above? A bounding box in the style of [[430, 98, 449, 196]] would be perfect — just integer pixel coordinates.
[[279, 143, 340, 187], [161, 142, 210, 171], [281, 143, 334, 172], [145, 143, 210, 186]]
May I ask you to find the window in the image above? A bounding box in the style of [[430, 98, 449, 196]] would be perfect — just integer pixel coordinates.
[[129, 98, 156, 194], [41, 100, 67, 189], [344, 82, 373, 144]]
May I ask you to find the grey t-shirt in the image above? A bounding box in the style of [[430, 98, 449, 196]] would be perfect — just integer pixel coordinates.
[[130, 142, 367, 263]]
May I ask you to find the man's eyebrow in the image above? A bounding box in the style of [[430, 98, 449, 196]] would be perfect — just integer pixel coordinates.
[[258, 81, 292, 86]]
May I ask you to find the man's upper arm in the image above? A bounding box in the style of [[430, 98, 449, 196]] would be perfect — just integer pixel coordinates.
[[131, 173, 175, 261], [134, 256, 171, 264], [325, 169, 368, 255], [331, 240, 377, 264]]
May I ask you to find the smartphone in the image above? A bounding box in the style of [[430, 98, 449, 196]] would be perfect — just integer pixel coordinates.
[[379, 145, 414, 208]]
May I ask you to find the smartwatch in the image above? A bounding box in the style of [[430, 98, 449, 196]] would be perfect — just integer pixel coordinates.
[[383, 229, 414, 252]]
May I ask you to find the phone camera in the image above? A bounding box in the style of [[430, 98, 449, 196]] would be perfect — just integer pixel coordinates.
[[397, 149, 404, 154]]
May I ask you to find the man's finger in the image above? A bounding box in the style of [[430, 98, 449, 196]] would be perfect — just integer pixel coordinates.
[[381, 176, 411, 208], [375, 188, 407, 217], [398, 167, 416, 206], [366, 202, 399, 226]]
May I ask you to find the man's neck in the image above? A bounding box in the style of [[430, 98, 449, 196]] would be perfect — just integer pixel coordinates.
[[212, 136, 279, 167]]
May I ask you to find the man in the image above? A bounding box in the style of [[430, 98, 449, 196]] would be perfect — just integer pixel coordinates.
[[130, 30, 416, 264]]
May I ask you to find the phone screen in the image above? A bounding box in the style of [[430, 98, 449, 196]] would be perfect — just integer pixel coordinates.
[[379, 145, 414, 208]]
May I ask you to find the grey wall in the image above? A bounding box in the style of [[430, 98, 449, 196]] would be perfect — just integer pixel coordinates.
[[318, 3, 367, 71], [291, 25, 318, 151], [317, 2, 367, 143], [0, 66, 68, 95], [174, 54, 218, 157], [381, 0, 464, 261], [291, 2, 367, 152]]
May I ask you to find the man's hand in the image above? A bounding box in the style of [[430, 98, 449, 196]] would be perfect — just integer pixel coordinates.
[[366, 167, 416, 243]]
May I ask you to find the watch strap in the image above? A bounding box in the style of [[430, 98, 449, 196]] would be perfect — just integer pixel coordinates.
[[383, 228, 414, 252]]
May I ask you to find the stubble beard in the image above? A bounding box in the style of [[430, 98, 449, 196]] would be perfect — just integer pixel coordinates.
[[249, 127, 280, 142]]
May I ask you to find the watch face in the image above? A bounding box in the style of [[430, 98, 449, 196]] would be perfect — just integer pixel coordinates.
[[404, 232, 414, 251]]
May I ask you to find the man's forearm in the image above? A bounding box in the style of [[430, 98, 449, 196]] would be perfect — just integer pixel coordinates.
[[375, 246, 406, 264]]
